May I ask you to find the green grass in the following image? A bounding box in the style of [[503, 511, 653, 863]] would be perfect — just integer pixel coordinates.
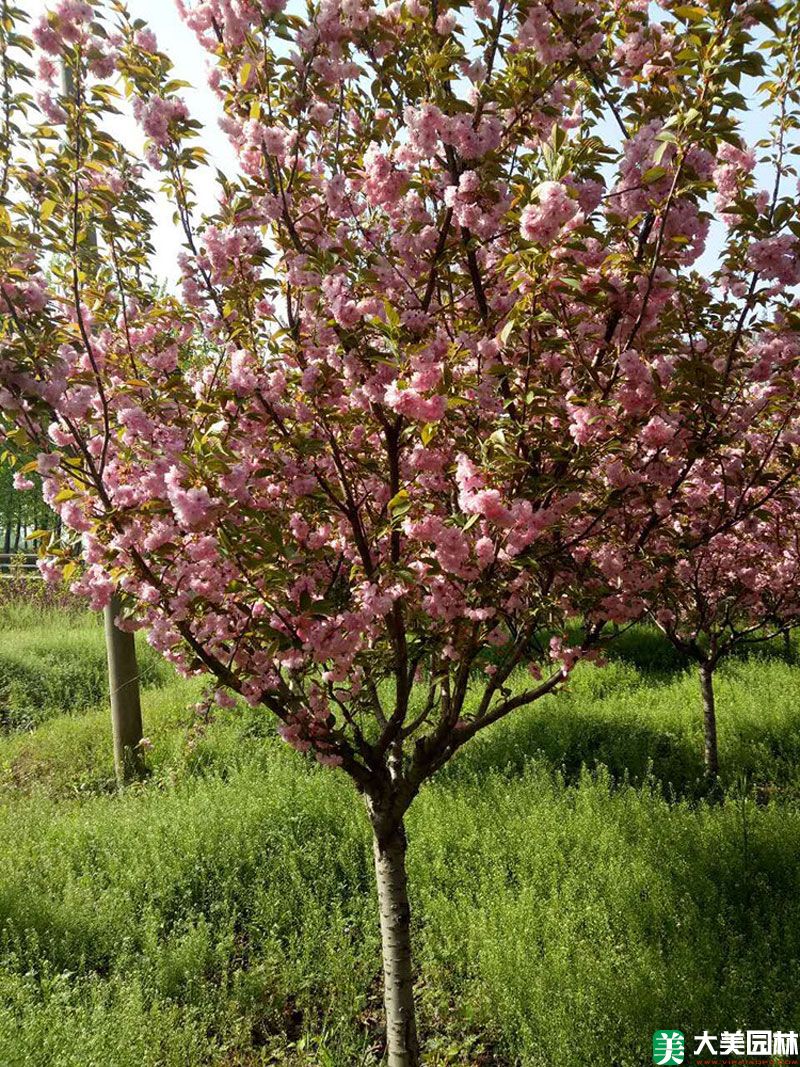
[[0, 620, 798, 1064], [0, 613, 172, 730]]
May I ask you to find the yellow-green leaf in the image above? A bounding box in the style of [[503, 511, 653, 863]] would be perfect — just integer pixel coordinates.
[[421, 422, 438, 446], [388, 489, 410, 514], [499, 319, 515, 346], [673, 5, 707, 20]]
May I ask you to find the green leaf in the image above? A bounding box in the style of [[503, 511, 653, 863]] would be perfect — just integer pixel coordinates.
[[673, 5, 707, 21], [421, 422, 437, 446], [499, 319, 514, 346], [652, 140, 672, 165], [388, 489, 410, 516]]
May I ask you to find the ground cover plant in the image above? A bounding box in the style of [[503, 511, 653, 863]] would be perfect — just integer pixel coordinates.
[[0, 616, 800, 1066], [0, 606, 171, 730], [4, 0, 800, 1061]]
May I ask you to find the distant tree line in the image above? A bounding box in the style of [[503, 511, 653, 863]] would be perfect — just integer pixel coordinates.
[[0, 457, 56, 565]]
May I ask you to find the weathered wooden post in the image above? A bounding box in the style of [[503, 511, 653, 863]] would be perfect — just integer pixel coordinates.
[[104, 593, 146, 783]]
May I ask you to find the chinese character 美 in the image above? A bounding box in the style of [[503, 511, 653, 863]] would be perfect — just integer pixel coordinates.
[[653, 1030, 685, 1066], [694, 1032, 718, 1055], [720, 1031, 746, 1055], [774, 1031, 799, 1056], [746, 1030, 772, 1056]]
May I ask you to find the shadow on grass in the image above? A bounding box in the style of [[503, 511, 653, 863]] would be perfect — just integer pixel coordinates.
[[600, 625, 691, 680], [448, 708, 703, 794], [446, 697, 800, 801], [572, 623, 796, 683], [460, 625, 800, 800], [602, 624, 797, 675]]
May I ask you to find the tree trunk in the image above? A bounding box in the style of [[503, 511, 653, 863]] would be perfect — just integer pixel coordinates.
[[371, 815, 420, 1067], [699, 660, 719, 780], [104, 593, 145, 785], [2, 511, 10, 573]]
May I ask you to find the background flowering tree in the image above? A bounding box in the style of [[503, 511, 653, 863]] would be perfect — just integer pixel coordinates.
[[2, 0, 800, 1061], [580, 298, 800, 783], [590, 496, 800, 781], [576, 21, 800, 782], [652, 508, 800, 781]]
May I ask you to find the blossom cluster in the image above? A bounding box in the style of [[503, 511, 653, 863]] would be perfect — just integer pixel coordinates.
[[2, 0, 800, 783]]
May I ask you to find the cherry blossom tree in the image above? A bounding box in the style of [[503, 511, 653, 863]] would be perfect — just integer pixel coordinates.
[[2, 0, 800, 1060], [655, 510, 800, 781], [591, 495, 800, 781], [580, 318, 800, 783], [576, 21, 800, 783]]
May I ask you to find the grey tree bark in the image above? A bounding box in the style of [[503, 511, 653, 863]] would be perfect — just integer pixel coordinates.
[[699, 660, 719, 780], [105, 593, 145, 785], [371, 815, 420, 1067]]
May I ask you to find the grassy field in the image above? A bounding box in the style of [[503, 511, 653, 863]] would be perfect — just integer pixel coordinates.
[[0, 609, 799, 1065], [0, 603, 171, 732]]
